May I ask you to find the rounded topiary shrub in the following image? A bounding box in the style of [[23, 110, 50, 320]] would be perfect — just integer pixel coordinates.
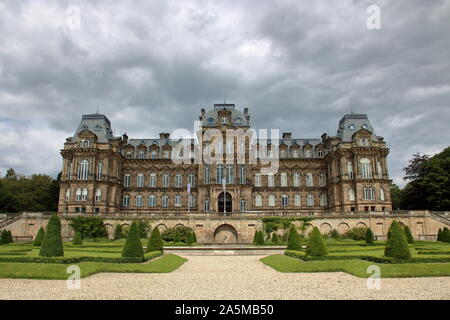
[[121, 221, 144, 258], [252, 230, 258, 244], [287, 226, 301, 251], [403, 226, 414, 244], [33, 227, 45, 246], [365, 228, 375, 244], [147, 226, 163, 252], [272, 233, 279, 243], [306, 227, 328, 257], [39, 214, 64, 257], [384, 220, 411, 261], [72, 231, 83, 245]]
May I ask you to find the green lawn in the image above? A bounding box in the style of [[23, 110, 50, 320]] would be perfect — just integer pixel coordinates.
[[0, 254, 187, 279], [261, 254, 450, 278]]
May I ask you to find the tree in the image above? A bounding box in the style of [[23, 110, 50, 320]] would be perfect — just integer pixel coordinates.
[[114, 224, 124, 240], [403, 226, 414, 244], [72, 231, 83, 245], [384, 220, 411, 260], [136, 220, 151, 238], [437, 228, 443, 241], [39, 214, 64, 257], [330, 229, 340, 240], [365, 228, 375, 244], [69, 216, 107, 239], [403, 153, 431, 181], [0, 230, 8, 244], [5, 168, 17, 179], [147, 227, 163, 252], [306, 227, 328, 257], [272, 233, 279, 243], [390, 183, 402, 210], [33, 227, 45, 246], [287, 226, 301, 251], [255, 230, 265, 245], [121, 221, 144, 258], [186, 231, 194, 245]]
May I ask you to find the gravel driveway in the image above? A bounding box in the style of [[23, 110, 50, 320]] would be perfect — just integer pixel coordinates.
[[1, 255, 449, 300]]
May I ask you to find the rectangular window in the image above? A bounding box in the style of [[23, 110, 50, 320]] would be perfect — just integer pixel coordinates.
[[163, 174, 169, 188], [204, 166, 210, 184], [175, 194, 181, 207], [268, 174, 274, 187], [175, 174, 182, 188], [136, 196, 143, 207], [239, 166, 245, 185], [240, 200, 246, 211], [137, 174, 144, 187], [162, 195, 168, 207], [149, 196, 156, 207], [216, 165, 223, 184], [124, 174, 131, 187], [203, 200, 210, 212], [280, 173, 287, 187], [97, 162, 103, 180], [254, 173, 261, 187], [306, 173, 314, 187], [149, 174, 157, 187], [226, 164, 234, 184], [188, 174, 196, 187], [293, 173, 300, 187]]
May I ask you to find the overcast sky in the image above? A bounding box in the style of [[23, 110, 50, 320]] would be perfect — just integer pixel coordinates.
[[0, 0, 449, 186]]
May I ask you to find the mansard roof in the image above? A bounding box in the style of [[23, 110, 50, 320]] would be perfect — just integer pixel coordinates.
[[336, 113, 379, 142], [73, 113, 114, 143]]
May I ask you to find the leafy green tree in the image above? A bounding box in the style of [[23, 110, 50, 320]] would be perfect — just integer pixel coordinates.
[[33, 227, 45, 246], [365, 228, 375, 244], [39, 214, 64, 257], [0, 230, 8, 244], [5, 168, 17, 179], [72, 231, 83, 245], [287, 226, 301, 251], [69, 216, 107, 239], [114, 224, 124, 240], [306, 227, 328, 257], [384, 220, 411, 260], [161, 225, 192, 243], [147, 227, 163, 252], [403, 226, 414, 244], [136, 220, 151, 238], [121, 222, 144, 258], [344, 227, 367, 240], [272, 233, 279, 243], [390, 183, 402, 210]]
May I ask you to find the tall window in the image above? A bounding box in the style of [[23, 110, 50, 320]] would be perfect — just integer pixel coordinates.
[[306, 173, 314, 187], [377, 161, 383, 176], [203, 199, 210, 212], [162, 195, 169, 207], [347, 161, 354, 179], [162, 174, 169, 188], [124, 174, 131, 187], [95, 189, 101, 202], [123, 195, 130, 206], [305, 150, 312, 158], [78, 159, 89, 180], [96, 161, 103, 180], [204, 166, 210, 184], [175, 173, 182, 187], [240, 200, 246, 211], [360, 158, 372, 179], [349, 188, 355, 201], [65, 189, 71, 201], [138, 150, 145, 159], [380, 188, 385, 201], [136, 195, 143, 207], [293, 173, 300, 187], [307, 194, 314, 207], [319, 172, 326, 187], [163, 150, 170, 159], [226, 164, 234, 184], [149, 195, 156, 207], [188, 173, 195, 187], [254, 173, 261, 187], [268, 194, 275, 207], [137, 173, 144, 187], [175, 194, 181, 207], [317, 150, 324, 158], [151, 151, 157, 159], [281, 195, 288, 206], [363, 186, 376, 200], [268, 174, 274, 187], [81, 188, 88, 201], [320, 194, 327, 206], [76, 188, 82, 201], [67, 162, 72, 180], [239, 165, 246, 184], [280, 173, 287, 187], [294, 194, 301, 206], [255, 194, 262, 206], [292, 149, 299, 158], [216, 165, 224, 184], [189, 195, 195, 208], [149, 173, 157, 187]]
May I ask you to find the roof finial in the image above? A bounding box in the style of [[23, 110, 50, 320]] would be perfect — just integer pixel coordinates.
[[350, 95, 354, 114]]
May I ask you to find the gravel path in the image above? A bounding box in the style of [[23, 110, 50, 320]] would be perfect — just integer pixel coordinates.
[[1, 255, 449, 300]]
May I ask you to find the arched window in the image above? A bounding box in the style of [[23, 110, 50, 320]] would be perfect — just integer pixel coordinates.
[[268, 194, 275, 207], [137, 173, 144, 187], [96, 161, 103, 180], [347, 161, 354, 179], [293, 173, 300, 187], [175, 194, 181, 207], [294, 194, 301, 206], [307, 194, 314, 207], [122, 195, 130, 206], [292, 149, 299, 158], [377, 161, 383, 176], [126, 151, 132, 158], [95, 189, 101, 202], [162, 194, 169, 207], [203, 199, 210, 212], [255, 194, 263, 206], [81, 188, 88, 201], [349, 188, 355, 201], [280, 173, 288, 187], [175, 173, 182, 187], [306, 173, 314, 187], [136, 195, 143, 207], [149, 173, 157, 187], [65, 189, 71, 201], [240, 200, 246, 211], [319, 172, 326, 187], [162, 174, 169, 187], [320, 194, 327, 206], [138, 150, 145, 159], [151, 151, 158, 159], [281, 194, 288, 207], [163, 150, 170, 159], [124, 174, 131, 187], [148, 195, 156, 207], [305, 150, 312, 158], [78, 159, 89, 180], [360, 158, 372, 179], [363, 186, 376, 200]]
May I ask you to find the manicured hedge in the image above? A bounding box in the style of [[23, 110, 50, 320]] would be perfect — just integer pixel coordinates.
[[39, 214, 64, 257], [306, 227, 327, 257], [122, 221, 144, 258], [33, 227, 45, 246]]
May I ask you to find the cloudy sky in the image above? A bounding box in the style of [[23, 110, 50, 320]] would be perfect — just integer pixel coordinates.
[[0, 0, 449, 186]]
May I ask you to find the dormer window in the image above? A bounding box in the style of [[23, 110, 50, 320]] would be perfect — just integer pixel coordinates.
[[80, 139, 90, 148], [359, 139, 370, 147], [348, 124, 355, 130], [126, 151, 132, 158], [94, 124, 102, 131], [221, 117, 228, 124], [138, 150, 145, 159], [362, 124, 368, 130]]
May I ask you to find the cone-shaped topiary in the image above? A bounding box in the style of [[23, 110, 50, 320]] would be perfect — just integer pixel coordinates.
[[272, 233, 279, 243], [287, 226, 301, 251], [384, 220, 411, 260], [443, 227, 450, 243], [186, 231, 194, 245], [7, 230, 13, 243], [0, 230, 8, 245], [147, 226, 163, 252], [252, 230, 258, 244], [33, 227, 45, 246], [306, 227, 328, 256], [72, 231, 83, 245], [365, 228, 375, 244], [192, 230, 197, 243], [403, 226, 414, 244], [121, 221, 144, 258], [255, 230, 265, 245], [437, 228, 443, 241], [39, 214, 64, 257]]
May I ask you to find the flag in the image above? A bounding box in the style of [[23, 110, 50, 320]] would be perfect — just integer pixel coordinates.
[[187, 183, 191, 193]]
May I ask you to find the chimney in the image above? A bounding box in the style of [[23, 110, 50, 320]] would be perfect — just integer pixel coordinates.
[[282, 132, 292, 139], [159, 133, 170, 139]]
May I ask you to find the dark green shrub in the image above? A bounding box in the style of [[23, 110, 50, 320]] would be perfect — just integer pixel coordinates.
[[365, 228, 375, 244], [272, 233, 279, 243], [384, 220, 411, 261], [255, 230, 265, 245], [344, 227, 367, 240], [437, 228, 443, 241], [186, 231, 194, 245], [306, 227, 328, 257], [72, 231, 83, 246], [252, 230, 258, 244], [287, 226, 301, 251], [136, 220, 151, 238], [114, 224, 124, 240], [69, 216, 107, 238], [330, 229, 340, 240], [39, 214, 64, 257], [443, 227, 450, 243], [121, 222, 144, 258], [0, 230, 8, 245], [33, 227, 45, 246], [192, 230, 197, 243], [7, 230, 13, 243], [161, 225, 193, 243], [403, 226, 414, 244], [147, 227, 163, 252]]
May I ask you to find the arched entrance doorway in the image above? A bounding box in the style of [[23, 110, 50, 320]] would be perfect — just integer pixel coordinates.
[[214, 224, 238, 243], [218, 192, 232, 213]]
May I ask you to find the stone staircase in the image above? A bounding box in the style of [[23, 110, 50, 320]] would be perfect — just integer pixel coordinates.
[[430, 212, 450, 227], [0, 213, 22, 229]]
